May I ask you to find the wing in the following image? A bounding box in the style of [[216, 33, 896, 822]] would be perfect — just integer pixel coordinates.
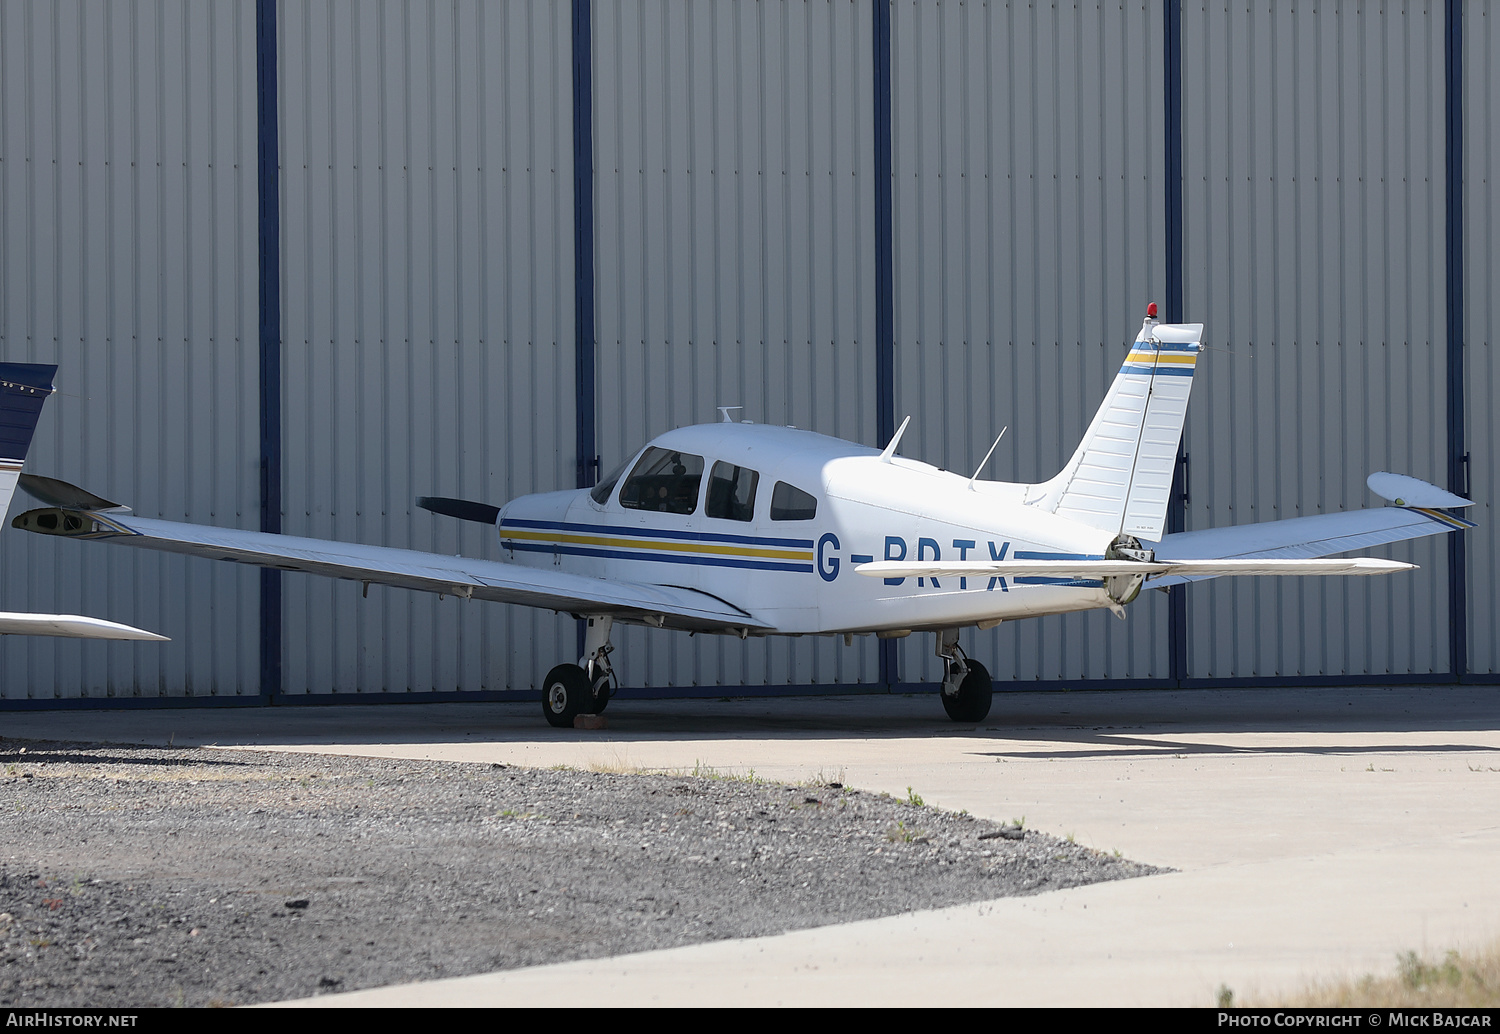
[[0, 613, 168, 641], [12, 499, 767, 634]]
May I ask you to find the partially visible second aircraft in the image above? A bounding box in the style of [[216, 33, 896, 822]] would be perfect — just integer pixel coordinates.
[[13, 308, 1473, 721], [0, 363, 164, 641]]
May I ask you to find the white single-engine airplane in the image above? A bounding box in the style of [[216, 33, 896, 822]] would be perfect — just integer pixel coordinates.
[[13, 308, 1474, 722], [0, 362, 165, 641]]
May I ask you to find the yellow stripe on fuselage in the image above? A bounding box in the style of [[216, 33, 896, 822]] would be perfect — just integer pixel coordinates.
[[500, 527, 813, 562]]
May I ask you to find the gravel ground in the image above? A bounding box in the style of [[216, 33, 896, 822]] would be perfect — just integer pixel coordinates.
[[0, 737, 1165, 1007]]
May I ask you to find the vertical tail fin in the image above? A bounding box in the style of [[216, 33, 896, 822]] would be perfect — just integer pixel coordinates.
[[1027, 319, 1202, 542], [0, 363, 58, 520]]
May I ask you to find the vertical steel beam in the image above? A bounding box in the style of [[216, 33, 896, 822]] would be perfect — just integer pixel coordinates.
[[573, 0, 597, 661], [1163, 0, 1188, 685], [873, 0, 895, 453], [573, 0, 597, 491], [872, 0, 897, 689], [1445, 0, 1468, 679], [256, 0, 282, 701]]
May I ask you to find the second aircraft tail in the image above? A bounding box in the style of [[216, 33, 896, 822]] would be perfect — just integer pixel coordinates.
[[0, 363, 58, 522]]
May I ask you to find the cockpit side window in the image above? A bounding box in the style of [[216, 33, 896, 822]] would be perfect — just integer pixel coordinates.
[[619, 447, 705, 515], [705, 461, 759, 522], [769, 481, 817, 521]]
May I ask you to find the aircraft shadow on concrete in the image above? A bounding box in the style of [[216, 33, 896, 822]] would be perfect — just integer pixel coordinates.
[[104, 686, 1499, 759]]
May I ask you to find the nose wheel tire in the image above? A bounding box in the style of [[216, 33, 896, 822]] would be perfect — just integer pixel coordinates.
[[542, 664, 591, 728], [941, 658, 993, 723]]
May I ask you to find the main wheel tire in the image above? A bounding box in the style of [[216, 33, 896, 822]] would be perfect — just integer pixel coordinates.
[[590, 672, 611, 714], [542, 663, 591, 728], [941, 658, 993, 723]]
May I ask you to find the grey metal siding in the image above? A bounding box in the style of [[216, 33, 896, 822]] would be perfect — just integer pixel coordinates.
[[889, 0, 1171, 684], [1465, 0, 1498, 676], [277, 0, 576, 694], [1180, 1, 1451, 678], [0, 0, 260, 700], [591, 0, 880, 689], [1, 0, 1480, 704]]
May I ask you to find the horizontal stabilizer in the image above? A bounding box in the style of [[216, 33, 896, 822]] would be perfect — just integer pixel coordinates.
[[1150, 502, 1476, 588], [417, 496, 502, 526], [855, 557, 1413, 581], [0, 613, 167, 641]]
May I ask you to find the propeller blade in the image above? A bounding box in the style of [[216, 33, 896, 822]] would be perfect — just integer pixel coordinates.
[[416, 496, 501, 526]]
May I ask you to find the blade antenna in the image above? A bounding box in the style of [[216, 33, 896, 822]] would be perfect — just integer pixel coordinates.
[[967, 427, 1008, 491], [879, 415, 912, 463]]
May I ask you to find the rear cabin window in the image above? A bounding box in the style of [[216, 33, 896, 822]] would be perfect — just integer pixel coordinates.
[[619, 448, 705, 515], [706, 461, 759, 522], [769, 481, 817, 521]]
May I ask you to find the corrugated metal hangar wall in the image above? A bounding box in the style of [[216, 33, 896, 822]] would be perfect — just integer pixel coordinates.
[[0, 0, 1493, 705]]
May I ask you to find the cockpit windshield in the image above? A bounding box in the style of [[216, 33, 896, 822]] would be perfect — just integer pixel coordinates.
[[589, 456, 633, 505], [619, 447, 705, 514]]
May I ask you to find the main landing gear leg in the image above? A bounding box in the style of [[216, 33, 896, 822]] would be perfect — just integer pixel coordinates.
[[541, 615, 617, 728], [935, 628, 992, 724]]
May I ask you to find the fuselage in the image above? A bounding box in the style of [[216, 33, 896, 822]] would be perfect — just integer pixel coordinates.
[[496, 423, 1118, 635]]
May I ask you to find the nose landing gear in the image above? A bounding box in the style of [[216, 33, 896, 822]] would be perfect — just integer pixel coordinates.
[[542, 615, 618, 728]]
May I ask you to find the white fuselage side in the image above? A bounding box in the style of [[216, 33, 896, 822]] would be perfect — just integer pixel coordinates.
[[496, 423, 1117, 635]]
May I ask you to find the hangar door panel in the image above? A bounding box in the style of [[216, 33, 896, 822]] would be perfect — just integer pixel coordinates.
[[0, 0, 260, 700], [593, 0, 880, 691], [1180, 1, 1451, 679], [1464, 0, 1500, 677], [278, 0, 577, 695], [889, 1, 1171, 686]]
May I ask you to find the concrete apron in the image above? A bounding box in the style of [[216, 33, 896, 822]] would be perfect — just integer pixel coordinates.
[[5, 686, 1499, 1006]]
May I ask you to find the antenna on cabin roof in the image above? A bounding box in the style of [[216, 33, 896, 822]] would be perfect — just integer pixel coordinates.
[[967, 427, 1008, 491], [717, 406, 743, 424], [879, 415, 912, 463]]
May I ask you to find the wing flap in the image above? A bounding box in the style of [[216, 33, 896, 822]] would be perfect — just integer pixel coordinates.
[[13, 508, 769, 632]]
